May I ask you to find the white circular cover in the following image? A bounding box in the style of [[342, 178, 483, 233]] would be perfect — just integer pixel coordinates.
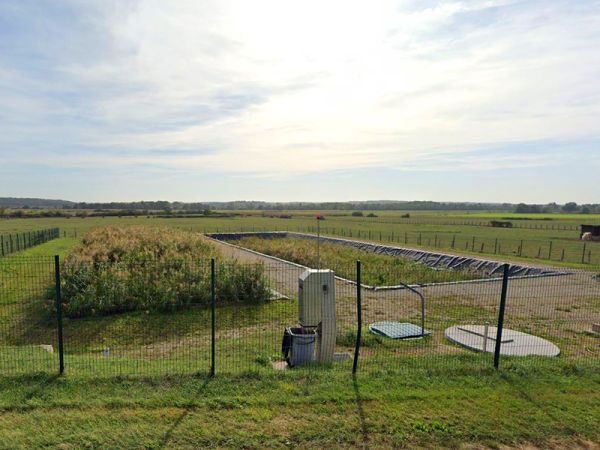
[[445, 325, 560, 357]]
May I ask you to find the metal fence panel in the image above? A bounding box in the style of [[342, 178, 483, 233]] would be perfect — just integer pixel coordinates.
[[0, 254, 598, 376], [0, 256, 58, 374]]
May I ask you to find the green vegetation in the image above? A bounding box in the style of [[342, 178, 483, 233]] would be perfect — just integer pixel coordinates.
[[2, 207, 599, 267], [234, 236, 486, 285], [0, 362, 598, 448], [61, 226, 271, 317]]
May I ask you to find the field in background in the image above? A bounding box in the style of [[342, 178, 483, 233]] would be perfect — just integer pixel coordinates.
[[1, 210, 600, 267]]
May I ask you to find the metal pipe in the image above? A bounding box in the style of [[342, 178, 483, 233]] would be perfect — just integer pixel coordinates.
[[394, 281, 425, 337]]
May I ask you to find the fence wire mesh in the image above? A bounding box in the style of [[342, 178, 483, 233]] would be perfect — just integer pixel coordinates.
[[0, 228, 59, 257], [0, 254, 598, 376], [0, 256, 58, 374]]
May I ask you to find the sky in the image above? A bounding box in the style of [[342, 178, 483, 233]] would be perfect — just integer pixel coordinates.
[[0, 0, 599, 203]]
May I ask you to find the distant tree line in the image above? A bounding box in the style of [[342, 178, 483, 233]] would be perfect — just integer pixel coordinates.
[[1, 197, 599, 214], [0, 198, 516, 211], [514, 202, 600, 214]]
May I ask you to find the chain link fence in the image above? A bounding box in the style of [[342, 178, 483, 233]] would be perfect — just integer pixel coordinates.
[[0, 255, 598, 376]]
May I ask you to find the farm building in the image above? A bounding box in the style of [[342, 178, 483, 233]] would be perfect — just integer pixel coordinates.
[[580, 224, 600, 241]]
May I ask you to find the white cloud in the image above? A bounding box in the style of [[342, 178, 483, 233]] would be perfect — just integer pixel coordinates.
[[1, 0, 600, 177]]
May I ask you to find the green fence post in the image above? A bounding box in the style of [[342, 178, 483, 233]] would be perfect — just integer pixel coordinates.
[[210, 258, 216, 377], [494, 264, 510, 369], [54, 255, 65, 375], [0, 235, 4, 256], [352, 260, 362, 375], [582, 243, 587, 264], [548, 241, 553, 260]]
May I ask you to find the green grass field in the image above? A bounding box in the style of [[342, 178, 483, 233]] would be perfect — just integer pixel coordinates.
[[0, 363, 598, 449], [2, 211, 599, 266]]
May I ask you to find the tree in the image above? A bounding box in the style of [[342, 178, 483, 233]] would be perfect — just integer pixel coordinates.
[[515, 203, 529, 213], [562, 202, 578, 212], [515, 203, 542, 213], [351, 211, 364, 217]]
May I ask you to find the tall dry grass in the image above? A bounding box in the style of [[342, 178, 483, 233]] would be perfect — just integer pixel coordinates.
[[61, 226, 270, 317]]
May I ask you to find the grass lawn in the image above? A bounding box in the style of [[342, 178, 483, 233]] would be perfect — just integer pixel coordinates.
[[0, 362, 598, 449]]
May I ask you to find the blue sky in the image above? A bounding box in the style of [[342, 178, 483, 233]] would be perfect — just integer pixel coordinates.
[[1, 0, 599, 203]]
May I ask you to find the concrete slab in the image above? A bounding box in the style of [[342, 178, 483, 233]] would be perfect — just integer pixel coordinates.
[[445, 325, 560, 357]]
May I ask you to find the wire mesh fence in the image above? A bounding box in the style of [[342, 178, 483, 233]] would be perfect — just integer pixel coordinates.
[[302, 226, 600, 266], [0, 228, 60, 257], [0, 256, 58, 374], [0, 254, 598, 376]]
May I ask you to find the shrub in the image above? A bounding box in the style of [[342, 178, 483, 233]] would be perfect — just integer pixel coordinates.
[[60, 226, 271, 318]]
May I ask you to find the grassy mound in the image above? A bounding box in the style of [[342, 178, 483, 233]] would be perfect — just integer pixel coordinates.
[[236, 237, 486, 285], [61, 227, 270, 317]]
